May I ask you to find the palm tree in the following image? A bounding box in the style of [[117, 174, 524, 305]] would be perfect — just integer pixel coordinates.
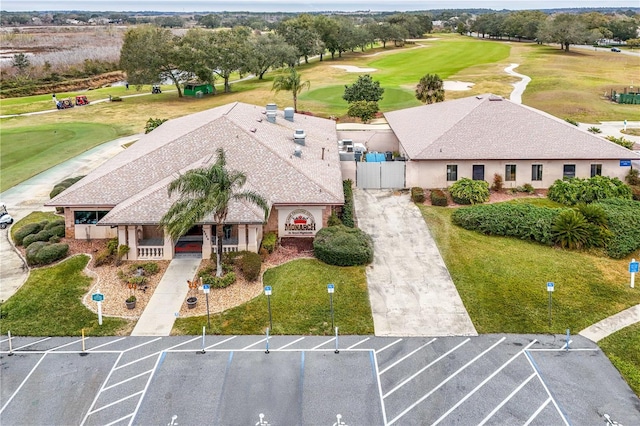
[[160, 148, 269, 277], [271, 66, 310, 112], [415, 73, 445, 104]]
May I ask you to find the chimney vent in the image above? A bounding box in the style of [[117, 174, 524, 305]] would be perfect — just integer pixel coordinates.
[[294, 146, 302, 158], [284, 107, 294, 122], [294, 129, 306, 145]]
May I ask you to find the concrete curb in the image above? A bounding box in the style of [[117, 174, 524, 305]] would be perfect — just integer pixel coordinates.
[[579, 304, 640, 342]]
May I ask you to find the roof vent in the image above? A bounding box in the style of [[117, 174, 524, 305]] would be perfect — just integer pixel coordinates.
[[257, 118, 262, 122], [250, 128, 257, 133], [266, 103, 277, 112], [475, 96, 483, 99], [489, 95, 503, 101], [266, 111, 276, 123], [294, 129, 306, 145], [284, 107, 294, 122], [294, 145, 302, 158]]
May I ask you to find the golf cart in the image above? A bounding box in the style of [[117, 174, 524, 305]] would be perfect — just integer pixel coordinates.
[[0, 203, 14, 229], [56, 98, 74, 109], [75, 95, 89, 106]]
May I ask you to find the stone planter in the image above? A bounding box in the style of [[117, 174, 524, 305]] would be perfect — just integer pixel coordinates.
[[125, 299, 136, 309], [186, 296, 198, 309]]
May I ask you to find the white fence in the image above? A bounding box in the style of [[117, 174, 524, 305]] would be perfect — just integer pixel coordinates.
[[356, 161, 406, 189]]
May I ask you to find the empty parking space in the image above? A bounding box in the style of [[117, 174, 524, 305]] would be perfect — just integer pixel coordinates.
[[1, 334, 638, 425]]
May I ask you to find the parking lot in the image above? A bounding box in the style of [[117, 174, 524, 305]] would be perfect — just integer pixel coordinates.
[[1, 334, 638, 425]]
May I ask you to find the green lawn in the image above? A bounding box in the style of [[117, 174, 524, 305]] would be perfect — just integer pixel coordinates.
[[418, 204, 640, 334], [0, 255, 130, 336], [0, 122, 124, 192], [599, 323, 640, 397], [173, 258, 373, 335]]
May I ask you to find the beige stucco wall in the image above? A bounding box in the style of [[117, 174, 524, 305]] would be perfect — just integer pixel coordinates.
[[337, 129, 400, 154], [64, 207, 117, 240], [406, 159, 631, 189]]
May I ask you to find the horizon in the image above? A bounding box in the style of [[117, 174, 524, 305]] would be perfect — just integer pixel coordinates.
[[3, 0, 640, 13]]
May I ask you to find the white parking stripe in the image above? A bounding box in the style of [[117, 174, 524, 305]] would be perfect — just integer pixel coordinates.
[[128, 352, 164, 426], [243, 338, 266, 350], [372, 350, 389, 426], [103, 370, 154, 391], [524, 351, 570, 426], [277, 337, 305, 350], [80, 353, 123, 426], [88, 337, 127, 351], [123, 337, 162, 352], [12, 337, 51, 351], [104, 413, 134, 426], [204, 336, 236, 350], [430, 340, 537, 426], [115, 336, 202, 369], [379, 338, 437, 375], [561, 339, 572, 349], [0, 354, 47, 414], [376, 339, 402, 354], [387, 337, 506, 425], [477, 372, 536, 426], [528, 348, 598, 352], [89, 390, 144, 415], [48, 338, 86, 351], [347, 337, 370, 349], [523, 397, 552, 426], [312, 337, 335, 349], [383, 338, 470, 399]]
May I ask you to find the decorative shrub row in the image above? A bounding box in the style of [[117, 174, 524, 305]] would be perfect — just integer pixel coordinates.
[[341, 179, 355, 228], [430, 189, 448, 206], [452, 203, 562, 246], [261, 232, 277, 254], [548, 176, 632, 205], [411, 187, 425, 203], [25, 241, 69, 266], [22, 225, 65, 247], [50, 176, 84, 199], [595, 199, 640, 259], [14, 219, 65, 247], [198, 268, 237, 289], [313, 225, 373, 266], [449, 178, 490, 205]]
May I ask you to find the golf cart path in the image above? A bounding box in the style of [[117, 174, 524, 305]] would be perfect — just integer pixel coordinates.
[[579, 304, 640, 342]]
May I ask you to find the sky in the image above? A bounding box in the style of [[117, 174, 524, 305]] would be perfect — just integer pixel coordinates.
[[2, 0, 639, 13]]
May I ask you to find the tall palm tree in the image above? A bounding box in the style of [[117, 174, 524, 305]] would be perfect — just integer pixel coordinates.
[[415, 73, 445, 104], [160, 148, 269, 277], [271, 66, 310, 112]]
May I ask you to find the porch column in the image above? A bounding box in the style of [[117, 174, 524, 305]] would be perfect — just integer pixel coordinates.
[[117, 226, 127, 248], [238, 225, 247, 251], [127, 226, 138, 261], [247, 226, 258, 253], [202, 225, 213, 260], [163, 231, 174, 260]]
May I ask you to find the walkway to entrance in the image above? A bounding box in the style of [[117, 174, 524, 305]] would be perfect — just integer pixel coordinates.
[[131, 258, 201, 336], [353, 189, 477, 336]]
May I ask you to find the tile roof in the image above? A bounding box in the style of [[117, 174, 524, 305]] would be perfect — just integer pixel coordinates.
[[48, 102, 344, 224], [384, 94, 640, 161]]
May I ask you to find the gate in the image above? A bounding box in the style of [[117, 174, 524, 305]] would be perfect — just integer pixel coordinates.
[[356, 161, 406, 189]]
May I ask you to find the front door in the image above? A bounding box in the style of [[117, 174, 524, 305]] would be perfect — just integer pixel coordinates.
[[472, 165, 485, 181], [175, 225, 203, 256]]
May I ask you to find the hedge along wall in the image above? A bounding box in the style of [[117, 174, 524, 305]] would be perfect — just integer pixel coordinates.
[[594, 199, 640, 259]]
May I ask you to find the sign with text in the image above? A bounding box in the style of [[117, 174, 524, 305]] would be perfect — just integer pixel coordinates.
[[264, 286, 272, 296], [620, 160, 631, 167], [630, 261, 639, 273], [547, 282, 555, 292], [278, 206, 323, 237], [92, 293, 104, 302], [328, 283, 335, 293]]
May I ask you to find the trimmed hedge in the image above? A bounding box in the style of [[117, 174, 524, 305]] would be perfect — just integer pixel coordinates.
[[238, 251, 262, 281], [198, 268, 237, 289], [452, 203, 562, 246], [430, 189, 448, 206], [595, 199, 640, 259], [23, 225, 65, 247], [25, 242, 69, 266], [341, 180, 355, 228], [49, 176, 84, 199], [313, 225, 373, 266], [14, 222, 47, 246], [548, 176, 632, 205], [449, 178, 490, 205], [411, 187, 425, 203]]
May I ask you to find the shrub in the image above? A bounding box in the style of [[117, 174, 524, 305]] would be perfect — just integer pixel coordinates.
[[626, 169, 640, 186], [145, 117, 168, 134], [491, 173, 503, 191], [129, 262, 159, 275], [199, 269, 237, 288], [49, 176, 84, 199], [605, 135, 634, 150], [25, 241, 48, 265], [261, 232, 277, 254], [341, 180, 355, 228], [313, 225, 373, 266], [521, 183, 535, 194], [595, 199, 640, 259], [552, 210, 590, 249], [238, 251, 262, 281], [49, 235, 61, 243], [565, 118, 579, 126], [327, 213, 342, 226], [44, 219, 65, 230], [115, 244, 130, 265], [93, 249, 112, 267], [106, 238, 119, 255], [14, 222, 45, 246], [587, 126, 602, 134], [411, 187, 425, 203], [452, 203, 561, 245], [449, 178, 490, 205], [430, 189, 448, 206], [26, 242, 69, 266], [23, 226, 63, 248], [548, 176, 632, 205]]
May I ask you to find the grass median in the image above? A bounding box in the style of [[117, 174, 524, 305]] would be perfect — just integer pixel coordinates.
[[172, 258, 373, 335], [599, 323, 640, 397]]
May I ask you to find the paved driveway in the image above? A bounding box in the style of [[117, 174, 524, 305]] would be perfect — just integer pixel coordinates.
[[353, 189, 476, 336]]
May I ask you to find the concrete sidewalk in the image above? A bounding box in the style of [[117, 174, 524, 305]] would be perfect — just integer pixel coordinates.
[[353, 189, 477, 336], [131, 258, 201, 336], [579, 304, 640, 342]]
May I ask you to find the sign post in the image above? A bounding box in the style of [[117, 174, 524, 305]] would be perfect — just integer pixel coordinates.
[[92, 291, 104, 326], [203, 284, 211, 328], [546, 282, 554, 327], [328, 283, 335, 329], [630, 259, 639, 289], [264, 286, 272, 331]]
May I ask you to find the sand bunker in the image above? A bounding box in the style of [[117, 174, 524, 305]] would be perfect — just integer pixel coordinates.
[[331, 65, 378, 73], [444, 80, 475, 91]]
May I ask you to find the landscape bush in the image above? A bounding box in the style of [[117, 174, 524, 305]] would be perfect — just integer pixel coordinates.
[[548, 176, 632, 205], [128, 262, 160, 276], [20, 224, 65, 247], [551, 210, 591, 249], [44, 219, 65, 229], [491, 173, 503, 191], [49, 176, 84, 199], [411, 187, 425, 203], [198, 266, 237, 289], [341, 180, 355, 228], [594, 199, 640, 259], [260, 231, 277, 254], [238, 251, 262, 281], [451, 203, 562, 246], [313, 225, 373, 266], [25, 241, 69, 266], [327, 213, 342, 226], [449, 178, 490, 205], [14, 221, 47, 246], [605, 135, 634, 150], [430, 189, 448, 206]]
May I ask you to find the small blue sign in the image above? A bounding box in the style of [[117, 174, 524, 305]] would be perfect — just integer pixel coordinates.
[[327, 283, 335, 293], [547, 282, 555, 292], [264, 286, 272, 296], [203, 284, 210, 290], [92, 293, 104, 302], [620, 160, 631, 167], [630, 262, 639, 273]]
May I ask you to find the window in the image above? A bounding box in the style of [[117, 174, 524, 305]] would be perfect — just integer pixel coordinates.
[[591, 164, 602, 177], [472, 165, 485, 181], [446, 165, 458, 181], [74, 211, 109, 224], [563, 164, 576, 179], [505, 165, 516, 181], [531, 164, 543, 181]]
